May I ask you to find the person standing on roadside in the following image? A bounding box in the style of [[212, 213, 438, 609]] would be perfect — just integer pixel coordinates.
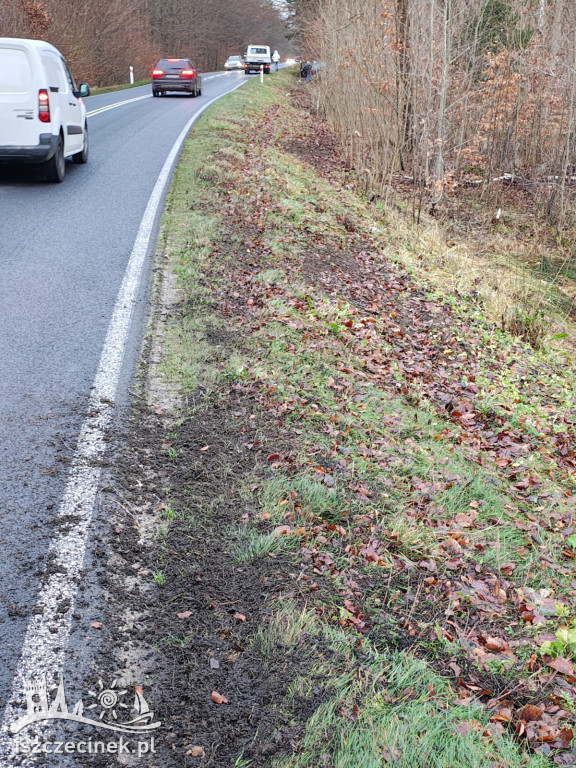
[[272, 50, 280, 71]]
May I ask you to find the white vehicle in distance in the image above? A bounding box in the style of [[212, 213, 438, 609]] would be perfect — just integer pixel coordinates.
[[243, 45, 272, 75], [0, 37, 90, 182], [224, 55, 245, 70]]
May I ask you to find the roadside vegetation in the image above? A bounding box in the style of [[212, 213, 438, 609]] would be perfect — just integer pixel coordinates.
[[90, 79, 149, 95], [118, 69, 576, 767], [287, 0, 576, 353], [0, 0, 289, 85]]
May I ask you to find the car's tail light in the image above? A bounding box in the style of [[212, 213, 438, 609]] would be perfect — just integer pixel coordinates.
[[38, 89, 50, 122], [180, 69, 195, 77], [152, 69, 164, 78]]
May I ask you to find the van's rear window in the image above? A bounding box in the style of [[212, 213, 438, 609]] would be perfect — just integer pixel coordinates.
[[0, 49, 32, 94], [249, 48, 268, 54]]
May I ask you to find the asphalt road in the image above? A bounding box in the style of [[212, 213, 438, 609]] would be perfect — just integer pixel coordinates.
[[0, 70, 246, 746]]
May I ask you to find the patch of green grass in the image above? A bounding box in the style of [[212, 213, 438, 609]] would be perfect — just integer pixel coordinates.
[[233, 755, 253, 768], [274, 618, 548, 768], [435, 474, 507, 520], [261, 475, 351, 524], [162, 505, 178, 522], [255, 268, 285, 286], [157, 632, 185, 649], [385, 515, 438, 563], [253, 602, 317, 662], [152, 568, 166, 586], [223, 353, 251, 382], [90, 79, 148, 94], [161, 315, 223, 396], [230, 526, 295, 562]]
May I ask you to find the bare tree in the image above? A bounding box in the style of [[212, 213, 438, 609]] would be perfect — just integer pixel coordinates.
[[288, 0, 576, 222], [1, 0, 289, 84]]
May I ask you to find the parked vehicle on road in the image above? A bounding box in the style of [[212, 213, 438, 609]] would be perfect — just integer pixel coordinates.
[[243, 45, 271, 75], [0, 37, 90, 182], [152, 58, 201, 97], [224, 55, 244, 70]]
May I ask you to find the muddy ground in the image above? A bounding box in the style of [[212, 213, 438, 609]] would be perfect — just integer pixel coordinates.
[[82, 204, 324, 766]]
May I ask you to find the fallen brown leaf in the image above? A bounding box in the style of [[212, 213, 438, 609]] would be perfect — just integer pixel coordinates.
[[553, 752, 576, 765], [186, 746, 206, 758], [548, 657, 574, 676], [481, 634, 509, 652], [559, 728, 574, 744], [515, 704, 542, 722], [448, 661, 462, 677], [453, 510, 478, 527], [211, 690, 229, 705]]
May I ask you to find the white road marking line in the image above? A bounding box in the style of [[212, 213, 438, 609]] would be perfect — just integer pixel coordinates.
[[0, 75, 249, 766], [87, 93, 151, 117]]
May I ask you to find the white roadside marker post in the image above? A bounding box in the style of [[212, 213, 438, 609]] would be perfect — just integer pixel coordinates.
[[129, 65, 134, 85], [260, 64, 264, 84]]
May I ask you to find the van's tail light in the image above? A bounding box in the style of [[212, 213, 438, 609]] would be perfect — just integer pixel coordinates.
[[181, 69, 195, 77], [152, 69, 164, 78], [38, 89, 50, 122]]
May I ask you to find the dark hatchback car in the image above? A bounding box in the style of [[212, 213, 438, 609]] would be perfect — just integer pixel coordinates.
[[152, 58, 202, 97]]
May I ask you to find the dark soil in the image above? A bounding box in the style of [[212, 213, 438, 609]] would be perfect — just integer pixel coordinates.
[[82, 390, 321, 767]]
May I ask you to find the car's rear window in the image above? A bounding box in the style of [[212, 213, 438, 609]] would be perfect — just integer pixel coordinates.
[[157, 59, 188, 68], [228, 56, 241, 61], [0, 48, 32, 95]]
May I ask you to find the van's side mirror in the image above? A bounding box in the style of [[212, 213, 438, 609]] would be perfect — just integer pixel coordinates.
[[75, 83, 90, 98]]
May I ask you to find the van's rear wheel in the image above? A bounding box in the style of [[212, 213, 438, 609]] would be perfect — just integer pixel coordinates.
[[45, 136, 65, 183], [72, 125, 88, 164]]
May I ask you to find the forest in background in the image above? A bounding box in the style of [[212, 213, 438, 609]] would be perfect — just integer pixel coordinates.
[[0, 0, 290, 84], [287, 0, 576, 225]]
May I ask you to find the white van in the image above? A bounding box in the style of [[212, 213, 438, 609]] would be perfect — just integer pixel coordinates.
[[0, 38, 90, 182], [244, 45, 272, 74]]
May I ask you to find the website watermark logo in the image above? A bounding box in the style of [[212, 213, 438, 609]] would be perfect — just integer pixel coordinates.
[[10, 675, 161, 736], [13, 736, 156, 758]]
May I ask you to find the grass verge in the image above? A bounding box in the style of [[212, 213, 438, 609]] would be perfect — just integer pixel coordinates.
[[90, 79, 149, 94], [146, 70, 576, 766]]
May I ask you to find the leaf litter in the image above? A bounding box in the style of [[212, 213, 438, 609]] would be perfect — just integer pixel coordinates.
[[87, 75, 576, 767]]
